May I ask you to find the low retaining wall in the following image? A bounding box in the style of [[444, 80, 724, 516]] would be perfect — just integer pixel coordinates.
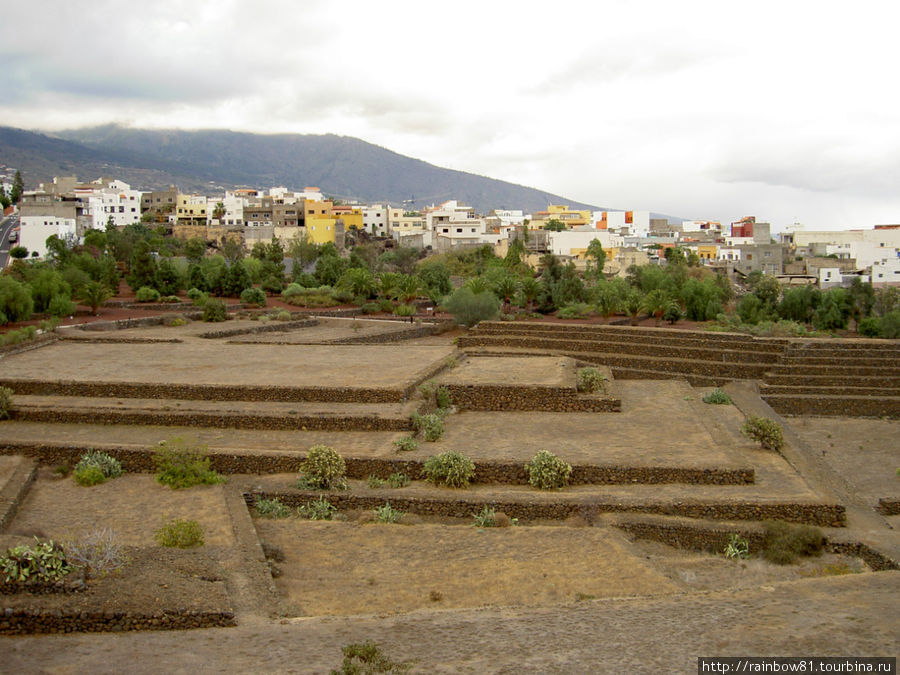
[[198, 319, 317, 339], [0, 334, 59, 357], [0, 459, 37, 533], [443, 384, 621, 412], [877, 499, 900, 516], [763, 394, 900, 419], [328, 322, 450, 345], [0, 609, 236, 635], [249, 490, 845, 526]]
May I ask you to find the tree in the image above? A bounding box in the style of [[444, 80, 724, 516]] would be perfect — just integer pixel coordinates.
[[492, 275, 520, 314], [222, 237, 244, 263], [543, 218, 566, 232], [338, 268, 376, 298], [0, 276, 34, 323], [212, 202, 226, 222], [155, 257, 184, 296], [78, 281, 113, 314], [519, 277, 541, 313], [184, 238, 207, 264], [10, 170, 24, 204], [0, 186, 10, 209], [586, 239, 607, 279], [127, 240, 158, 292], [444, 287, 499, 327], [9, 246, 28, 259], [223, 260, 252, 297]]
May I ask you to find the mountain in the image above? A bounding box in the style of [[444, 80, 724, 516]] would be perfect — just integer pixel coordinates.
[[1, 124, 680, 219]]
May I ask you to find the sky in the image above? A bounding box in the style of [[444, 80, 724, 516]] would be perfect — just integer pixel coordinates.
[[2, 0, 899, 231]]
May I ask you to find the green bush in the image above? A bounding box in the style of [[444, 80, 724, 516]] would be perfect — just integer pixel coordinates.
[[423, 451, 475, 488], [393, 304, 416, 317], [276, 310, 292, 321], [186, 287, 205, 302], [360, 302, 381, 314], [74, 450, 123, 480], [762, 520, 825, 565], [240, 287, 267, 307], [576, 367, 607, 393], [73, 465, 107, 486], [723, 533, 750, 559], [367, 475, 385, 488], [525, 450, 572, 490], [297, 496, 337, 520], [47, 294, 76, 317], [331, 640, 412, 675], [879, 310, 900, 339], [0, 386, 13, 420], [472, 505, 497, 528], [858, 316, 881, 337], [374, 502, 404, 523], [444, 287, 500, 327], [254, 497, 292, 519], [299, 445, 347, 490], [153, 438, 226, 489], [135, 286, 161, 303], [419, 381, 452, 411], [411, 412, 444, 442], [202, 298, 227, 322], [1, 538, 70, 583], [0, 276, 34, 324], [702, 389, 733, 405], [557, 303, 591, 319], [387, 472, 410, 488], [155, 519, 204, 548], [741, 416, 784, 451]]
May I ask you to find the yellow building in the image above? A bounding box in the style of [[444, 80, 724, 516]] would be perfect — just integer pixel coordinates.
[[695, 244, 719, 263], [532, 204, 592, 229], [306, 216, 338, 244], [175, 194, 207, 226]]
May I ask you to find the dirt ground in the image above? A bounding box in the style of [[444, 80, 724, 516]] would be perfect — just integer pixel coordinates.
[[439, 356, 574, 387]]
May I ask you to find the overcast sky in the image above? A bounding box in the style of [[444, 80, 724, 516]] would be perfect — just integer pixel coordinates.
[[2, 0, 898, 230]]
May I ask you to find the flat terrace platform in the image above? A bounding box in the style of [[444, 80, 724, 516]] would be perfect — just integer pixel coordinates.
[[439, 355, 573, 387], [0, 343, 453, 392]]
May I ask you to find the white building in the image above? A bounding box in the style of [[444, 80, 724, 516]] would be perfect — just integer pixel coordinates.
[[592, 210, 651, 237], [363, 204, 389, 236], [73, 179, 143, 229], [19, 203, 78, 257], [548, 229, 624, 258]]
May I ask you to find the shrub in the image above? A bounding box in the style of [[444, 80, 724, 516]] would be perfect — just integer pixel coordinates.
[[576, 367, 607, 393], [472, 505, 497, 528], [153, 438, 226, 489], [360, 302, 380, 314], [332, 641, 411, 675], [858, 316, 881, 337], [444, 287, 500, 327], [723, 533, 749, 559], [557, 303, 591, 319], [135, 286, 161, 303], [367, 475, 386, 488], [73, 465, 107, 487], [374, 502, 404, 523], [74, 450, 123, 480], [663, 300, 682, 324], [525, 450, 572, 490], [879, 310, 900, 339], [186, 287, 205, 302], [1, 538, 70, 583], [47, 294, 76, 317], [387, 472, 410, 488], [299, 445, 347, 490], [419, 381, 452, 411], [297, 497, 337, 520], [423, 451, 475, 488], [0, 276, 34, 323], [702, 389, 733, 405], [163, 315, 188, 327], [393, 303, 416, 317], [261, 275, 284, 295], [64, 528, 127, 579], [741, 416, 784, 451], [155, 519, 204, 548], [254, 497, 292, 519], [240, 287, 267, 307], [276, 310, 292, 321], [762, 520, 825, 565], [0, 386, 13, 420], [202, 298, 227, 322], [411, 412, 444, 442]]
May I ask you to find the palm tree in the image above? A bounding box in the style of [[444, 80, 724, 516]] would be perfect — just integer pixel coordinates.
[[377, 272, 402, 300], [519, 277, 541, 314], [624, 289, 644, 326], [78, 281, 113, 315], [395, 274, 420, 305], [341, 268, 376, 298], [493, 275, 520, 315]]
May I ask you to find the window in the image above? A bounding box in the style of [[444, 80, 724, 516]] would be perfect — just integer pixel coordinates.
[[457, 228, 462, 233]]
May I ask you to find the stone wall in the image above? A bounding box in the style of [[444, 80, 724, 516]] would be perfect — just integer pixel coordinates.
[[0, 459, 37, 533], [0, 609, 236, 635], [198, 319, 317, 339], [443, 383, 621, 412]]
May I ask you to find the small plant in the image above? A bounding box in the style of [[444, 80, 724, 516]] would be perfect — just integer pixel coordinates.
[[741, 416, 784, 451], [419, 381, 453, 411], [576, 367, 607, 394], [276, 310, 292, 321], [525, 450, 572, 490], [73, 465, 107, 486], [374, 502, 404, 524], [74, 450, 123, 480], [393, 304, 416, 317], [723, 533, 750, 559], [423, 451, 475, 488], [472, 505, 496, 528], [155, 519, 204, 548], [411, 412, 445, 442], [1, 538, 71, 583], [64, 528, 127, 579], [202, 298, 227, 322], [703, 389, 733, 405], [387, 472, 410, 488], [393, 436, 419, 452], [240, 287, 267, 307], [154, 438, 226, 489], [0, 386, 14, 420], [331, 640, 412, 675], [762, 520, 825, 565], [164, 316, 188, 327], [299, 445, 347, 490], [254, 497, 293, 519], [135, 286, 161, 303], [297, 497, 337, 520], [367, 475, 386, 488]]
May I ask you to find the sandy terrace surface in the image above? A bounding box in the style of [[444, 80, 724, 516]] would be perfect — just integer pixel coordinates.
[[787, 417, 900, 504], [227, 317, 422, 344], [438, 356, 575, 387], [0, 342, 453, 388], [0, 453, 24, 493]]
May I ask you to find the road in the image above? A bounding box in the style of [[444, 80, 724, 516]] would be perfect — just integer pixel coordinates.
[[0, 213, 19, 268]]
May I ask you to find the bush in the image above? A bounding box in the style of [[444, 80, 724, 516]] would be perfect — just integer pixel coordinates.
[[297, 496, 337, 520], [186, 287, 205, 302], [472, 505, 497, 528], [444, 287, 500, 327], [135, 286, 161, 303], [423, 451, 475, 488], [702, 389, 733, 405], [73, 465, 107, 486], [64, 528, 127, 579], [762, 520, 825, 565], [576, 367, 607, 393], [374, 502, 404, 523], [332, 641, 411, 675], [387, 472, 410, 488], [858, 316, 881, 337], [557, 303, 591, 319], [411, 412, 444, 442], [419, 381, 452, 411], [155, 519, 204, 548], [261, 275, 284, 295], [276, 310, 292, 321], [160, 295, 181, 303], [663, 300, 682, 324], [299, 445, 347, 490], [367, 474, 385, 488], [879, 310, 900, 339], [525, 450, 572, 490], [47, 294, 76, 317], [153, 438, 226, 489], [202, 298, 227, 322], [360, 302, 381, 314], [240, 287, 267, 307], [0, 386, 13, 420], [723, 533, 749, 559], [74, 450, 123, 480], [741, 416, 784, 451], [393, 303, 416, 317], [1, 538, 70, 583], [254, 497, 292, 519], [0, 276, 34, 323]]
